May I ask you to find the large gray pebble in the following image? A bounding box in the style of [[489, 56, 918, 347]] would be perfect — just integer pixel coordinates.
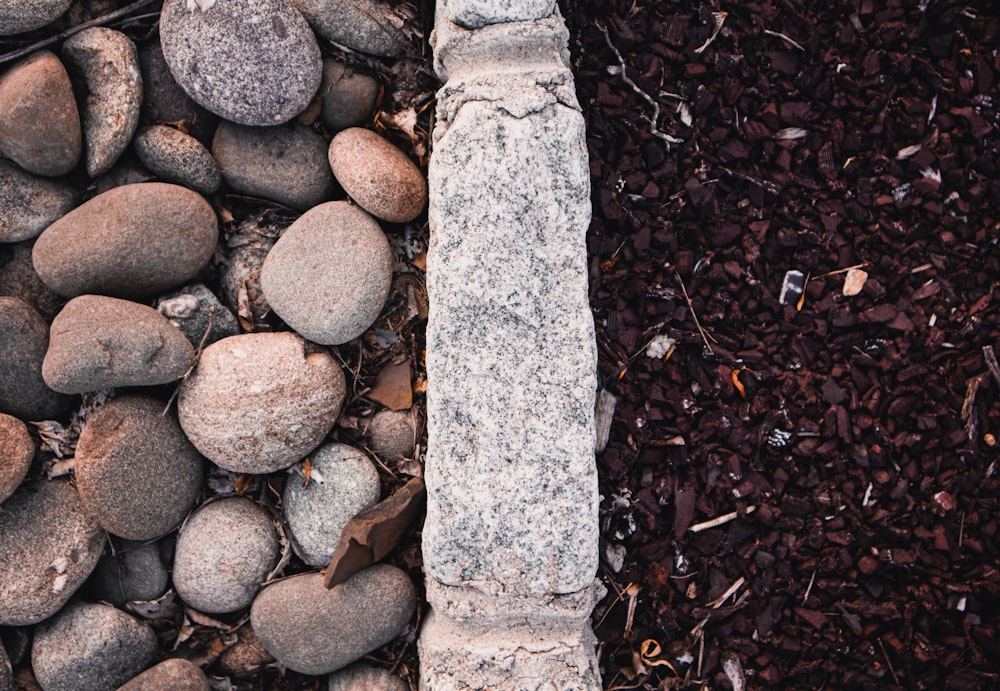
[[32, 601, 156, 691], [117, 658, 210, 691], [261, 201, 392, 345], [135, 125, 221, 195], [155, 283, 240, 348], [138, 40, 217, 144], [43, 295, 196, 393], [0, 241, 64, 320], [212, 121, 333, 210], [320, 59, 378, 131], [178, 333, 346, 474], [251, 566, 416, 675], [173, 498, 279, 614], [290, 0, 408, 57], [32, 182, 217, 299], [0, 479, 105, 626], [328, 662, 408, 691], [0, 50, 81, 176], [0, 412, 33, 504], [0, 0, 71, 34], [0, 297, 69, 421], [366, 409, 417, 462], [0, 161, 78, 243], [284, 443, 380, 566], [329, 128, 426, 223], [75, 396, 203, 540], [62, 28, 143, 178], [160, 0, 321, 126], [87, 540, 168, 606]]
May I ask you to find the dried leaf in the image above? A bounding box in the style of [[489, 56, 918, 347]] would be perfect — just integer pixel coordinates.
[[368, 361, 413, 411]]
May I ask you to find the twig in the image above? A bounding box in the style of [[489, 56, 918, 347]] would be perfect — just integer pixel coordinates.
[[689, 506, 757, 533], [706, 576, 745, 609], [763, 28, 805, 51], [802, 568, 817, 605], [878, 637, 901, 686], [983, 346, 1000, 388], [674, 271, 714, 356], [810, 263, 868, 280]]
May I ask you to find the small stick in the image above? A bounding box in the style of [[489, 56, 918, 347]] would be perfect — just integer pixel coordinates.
[[878, 638, 901, 686], [763, 28, 805, 51], [810, 263, 868, 280], [802, 568, 817, 605], [983, 345, 1000, 388], [706, 576, 745, 609], [689, 506, 757, 533], [674, 271, 714, 356]]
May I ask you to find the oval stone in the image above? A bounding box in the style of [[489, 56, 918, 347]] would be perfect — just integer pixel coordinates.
[[87, 539, 169, 606], [134, 125, 221, 195], [0, 160, 79, 243], [0, 412, 33, 504], [0, 0, 71, 34], [117, 658, 210, 691], [32, 182, 218, 298], [290, 0, 408, 57], [319, 59, 378, 131]]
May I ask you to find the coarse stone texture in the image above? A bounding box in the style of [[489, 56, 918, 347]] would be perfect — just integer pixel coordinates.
[[446, 0, 554, 29], [117, 658, 209, 690], [32, 182, 218, 299], [134, 125, 221, 195], [31, 601, 156, 691], [0, 296, 69, 421], [43, 295, 196, 393], [365, 409, 417, 461], [155, 283, 240, 348], [62, 28, 143, 178], [328, 128, 426, 223], [290, 0, 408, 57], [250, 566, 416, 675], [0, 161, 79, 243], [173, 498, 279, 614], [328, 662, 407, 691], [319, 59, 379, 131], [0, 413, 33, 504], [212, 121, 333, 210], [0, 241, 65, 321], [0, 0, 71, 34], [283, 443, 380, 566], [138, 40, 217, 144], [74, 396, 203, 540], [0, 50, 81, 176], [87, 540, 169, 606], [177, 332, 346, 473], [260, 201, 392, 345], [0, 478, 105, 626], [159, 0, 322, 126]]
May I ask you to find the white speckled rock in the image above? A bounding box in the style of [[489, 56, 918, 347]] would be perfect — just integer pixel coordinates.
[[260, 201, 392, 345], [251, 566, 416, 675], [0, 296, 69, 421], [87, 540, 169, 607], [178, 332, 346, 474], [319, 59, 378, 131], [328, 662, 407, 691], [159, 0, 321, 126], [290, 0, 409, 57], [134, 125, 221, 195], [328, 128, 426, 223], [117, 658, 210, 691], [173, 498, 279, 614], [0, 0, 72, 34], [0, 161, 79, 243], [283, 443, 380, 566], [0, 412, 33, 504]]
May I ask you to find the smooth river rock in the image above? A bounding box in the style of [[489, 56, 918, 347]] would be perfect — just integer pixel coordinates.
[[0, 296, 69, 421], [134, 125, 221, 195], [117, 658, 210, 691], [177, 332, 346, 474], [366, 409, 417, 462], [320, 59, 379, 131], [0, 412, 33, 504], [87, 539, 169, 606], [32, 182, 218, 298], [0, 160, 79, 243], [0, 0, 72, 34], [290, 0, 408, 57]]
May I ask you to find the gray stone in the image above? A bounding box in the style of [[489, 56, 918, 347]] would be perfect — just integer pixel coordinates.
[[116, 658, 210, 691], [250, 566, 416, 675], [0, 479, 105, 626], [0, 161, 79, 243], [365, 409, 417, 462], [173, 498, 279, 614], [177, 333, 346, 474], [328, 128, 426, 223], [260, 201, 392, 345], [290, 0, 409, 57], [32, 182, 218, 299], [88, 540, 169, 606], [31, 601, 156, 691], [212, 121, 333, 210], [0, 241, 65, 320], [0, 412, 33, 504], [446, 0, 555, 29], [155, 283, 240, 348], [0, 0, 72, 34], [62, 28, 143, 177], [283, 443, 380, 566], [216, 624, 274, 676], [74, 396, 203, 540], [0, 50, 81, 176], [0, 297, 69, 421], [43, 295, 196, 393], [328, 662, 407, 691], [138, 40, 217, 144], [134, 125, 221, 195], [319, 59, 379, 131], [159, 0, 322, 126]]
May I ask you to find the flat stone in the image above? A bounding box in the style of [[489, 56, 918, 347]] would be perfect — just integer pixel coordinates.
[[0, 160, 79, 243], [328, 662, 407, 691], [155, 283, 240, 348], [0, 0, 71, 34], [212, 121, 333, 210], [32, 182, 218, 299], [0, 297, 69, 421], [446, 0, 555, 29], [31, 601, 156, 691], [62, 28, 143, 177], [328, 128, 426, 223], [177, 332, 346, 474], [365, 409, 417, 462], [284, 443, 380, 566], [0, 412, 33, 504], [319, 59, 379, 131], [43, 295, 196, 393], [0, 478, 105, 626], [250, 566, 416, 675], [173, 498, 279, 614], [290, 0, 408, 57], [0, 50, 81, 176], [0, 240, 65, 320], [138, 39, 217, 144], [87, 539, 169, 606], [260, 201, 392, 345], [74, 395, 204, 540], [159, 0, 322, 126], [134, 125, 221, 195], [117, 658, 210, 691]]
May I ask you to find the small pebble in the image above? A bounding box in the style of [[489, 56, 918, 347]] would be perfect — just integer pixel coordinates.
[[0, 296, 69, 421], [328, 662, 408, 691], [134, 125, 221, 195], [0, 412, 33, 504], [320, 59, 379, 131], [116, 658, 210, 691], [87, 540, 169, 606], [0, 160, 79, 243], [366, 409, 418, 462]]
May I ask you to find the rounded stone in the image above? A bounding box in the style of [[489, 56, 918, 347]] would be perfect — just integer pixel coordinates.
[[0, 50, 81, 176], [0, 478, 105, 626], [43, 295, 196, 393], [32, 182, 218, 299], [31, 601, 156, 691], [290, 0, 407, 57], [74, 395, 204, 540], [0, 160, 79, 243], [134, 125, 221, 195], [177, 332, 346, 474], [211, 121, 334, 210], [0, 412, 33, 504], [250, 566, 416, 675], [87, 540, 169, 606], [319, 59, 378, 131], [117, 658, 210, 691], [0, 296, 69, 421], [328, 662, 408, 691], [0, 0, 72, 34], [283, 443, 380, 566], [328, 128, 426, 223], [365, 409, 417, 462], [173, 498, 279, 614], [261, 201, 392, 345], [159, 0, 322, 126]]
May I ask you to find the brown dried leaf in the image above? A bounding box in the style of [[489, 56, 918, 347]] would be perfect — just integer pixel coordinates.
[[368, 361, 413, 411]]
